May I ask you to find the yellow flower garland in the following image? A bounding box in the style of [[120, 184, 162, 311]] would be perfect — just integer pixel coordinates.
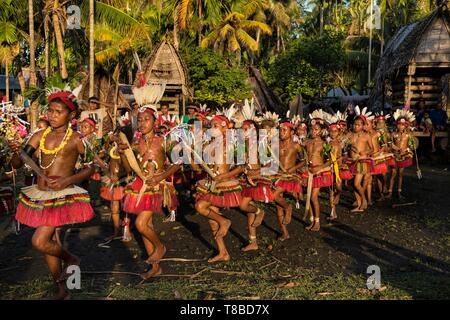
[[39, 127, 73, 155]]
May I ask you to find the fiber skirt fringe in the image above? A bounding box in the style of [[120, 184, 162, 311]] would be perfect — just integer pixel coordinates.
[[371, 157, 389, 175], [195, 179, 243, 208], [100, 186, 125, 201], [339, 163, 353, 180], [241, 177, 275, 203], [274, 175, 303, 194], [301, 171, 333, 188], [123, 177, 178, 214], [15, 185, 94, 228], [396, 157, 413, 168]]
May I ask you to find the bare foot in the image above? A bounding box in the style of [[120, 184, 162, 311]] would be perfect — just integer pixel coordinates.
[[145, 245, 166, 265], [306, 221, 320, 232], [376, 196, 385, 202], [140, 264, 162, 280], [350, 207, 364, 214], [277, 233, 290, 241], [361, 200, 368, 210], [250, 210, 265, 228], [386, 192, 392, 199], [214, 219, 231, 239], [241, 241, 258, 252], [282, 205, 293, 225], [208, 252, 230, 263]]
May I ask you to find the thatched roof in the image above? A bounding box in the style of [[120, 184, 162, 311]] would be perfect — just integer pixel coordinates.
[[371, 4, 450, 108], [78, 68, 130, 110], [248, 66, 287, 115], [136, 40, 191, 98]]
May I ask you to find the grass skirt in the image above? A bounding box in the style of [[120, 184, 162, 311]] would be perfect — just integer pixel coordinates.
[[15, 185, 94, 228]]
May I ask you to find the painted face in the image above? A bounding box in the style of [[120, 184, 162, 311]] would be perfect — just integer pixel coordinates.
[[310, 123, 322, 138], [137, 111, 155, 134], [329, 126, 340, 139], [46, 101, 73, 129], [80, 121, 95, 136], [280, 125, 292, 140], [339, 123, 348, 132], [296, 124, 307, 136], [353, 119, 364, 133]]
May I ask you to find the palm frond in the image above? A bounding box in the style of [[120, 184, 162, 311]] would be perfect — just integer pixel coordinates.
[[236, 29, 258, 52]]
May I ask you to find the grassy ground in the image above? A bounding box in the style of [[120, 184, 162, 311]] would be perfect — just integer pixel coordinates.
[[0, 163, 449, 300]]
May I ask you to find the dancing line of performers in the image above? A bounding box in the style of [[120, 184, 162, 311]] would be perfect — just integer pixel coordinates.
[[2, 84, 418, 299]]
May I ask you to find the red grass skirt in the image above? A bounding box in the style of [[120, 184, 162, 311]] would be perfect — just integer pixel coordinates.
[[371, 157, 389, 175], [0, 188, 13, 214], [241, 177, 275, 203], [386, 154, 396, 167], [100, 186, 125, 201], [338, 163, 353, 180], [274, 174, 303, 194], [195, 179, 243, 208], [15, 185, 94, 227], [349, 159, 374, 175], [123, 177, 178, 214], [300, 168, 333, 189], [396, 156, 413, 168]]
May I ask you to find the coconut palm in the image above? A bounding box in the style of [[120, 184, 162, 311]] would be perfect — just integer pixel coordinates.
[[0, 20, 22, 101], [201, 1, 272, 63]]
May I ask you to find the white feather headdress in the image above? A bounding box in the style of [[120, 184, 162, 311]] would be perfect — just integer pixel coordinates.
[[216, 104, 238, 121], [375, 111, 391, 120], [241, 98, 256, 122], [393, 108, 415, 124], [309, 109, 328, 125], [258, 111, 280, 127], [354, 105, 375, 121]]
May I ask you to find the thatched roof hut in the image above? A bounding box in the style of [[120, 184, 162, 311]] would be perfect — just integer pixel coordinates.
[[248, 66, 287, 115], [135, 40, 192, 115], [371, 3, 450, 117]]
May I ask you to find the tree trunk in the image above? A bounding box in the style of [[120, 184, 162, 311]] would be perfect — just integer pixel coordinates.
[[44, 15, 50, 77], [52, 0, 68, 79], [89, 0, 95, 97], [28, 0, 37, 86], [128, 68, 133, 84], [276, 26, 280, 52], [5, 62, 9, 102], [173, 9, 179, 50]]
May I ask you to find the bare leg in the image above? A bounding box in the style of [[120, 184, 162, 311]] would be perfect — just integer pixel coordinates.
[[352, 174, 365, 212], [328, 187, 337, 220], [32, 227, 79, 299], [398, 168, 405, 198], [195, 201, 231, 239], [333, 181, 342, 206], [365, 174, 373, 206], [387, 168, 398, 198], [207, 220, 230, 262], [239, 198, 264, 227], [135, 211, 164, 279], [306, 188, 321, 231], [276, 205, 290, 241], [273, 188, 292, 225]]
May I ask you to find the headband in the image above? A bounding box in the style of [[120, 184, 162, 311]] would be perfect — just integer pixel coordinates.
[[281, 122, 294, 128], [48, 91, 77, 111], [83, 118, 97, 129], [212, 115, 229, 127]]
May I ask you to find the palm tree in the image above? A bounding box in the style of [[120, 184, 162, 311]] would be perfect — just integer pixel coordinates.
[[89, 0, 94, 97], [0, 20, 22, 101], [28, 0, 37, 87], [47, 0, 68, 79], [169, 0, 223, 46]]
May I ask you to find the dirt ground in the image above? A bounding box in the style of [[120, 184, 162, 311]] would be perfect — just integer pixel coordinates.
[[0, 158, 449, 300]]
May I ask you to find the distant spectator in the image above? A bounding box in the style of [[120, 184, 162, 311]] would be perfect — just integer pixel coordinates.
[[430, 103, 448, 131]]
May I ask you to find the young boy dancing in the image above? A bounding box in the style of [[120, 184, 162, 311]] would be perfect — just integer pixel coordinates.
[[10, 90, 95, 299]]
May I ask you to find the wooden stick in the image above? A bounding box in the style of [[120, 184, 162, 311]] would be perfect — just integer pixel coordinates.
[[160, 257, 205, 262], [392, 201, 417, 208]]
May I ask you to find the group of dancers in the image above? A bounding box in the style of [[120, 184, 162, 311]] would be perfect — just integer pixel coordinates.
[[3, 84, 418, 299]]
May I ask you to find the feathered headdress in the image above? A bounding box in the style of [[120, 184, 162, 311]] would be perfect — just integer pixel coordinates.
[[160, 114, 180, 128], [258, 111, 280, 127], [241, 99, 257, 122], [309, 109, 328, 126], [375, 111, 391, 121], [196, 104, 211, 120], [393, 108, 415, 125], [45, 84, 82, 112], [354, 105, 375, 123], [291, 114, 307, 128], [132, 84, 161, 117]]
